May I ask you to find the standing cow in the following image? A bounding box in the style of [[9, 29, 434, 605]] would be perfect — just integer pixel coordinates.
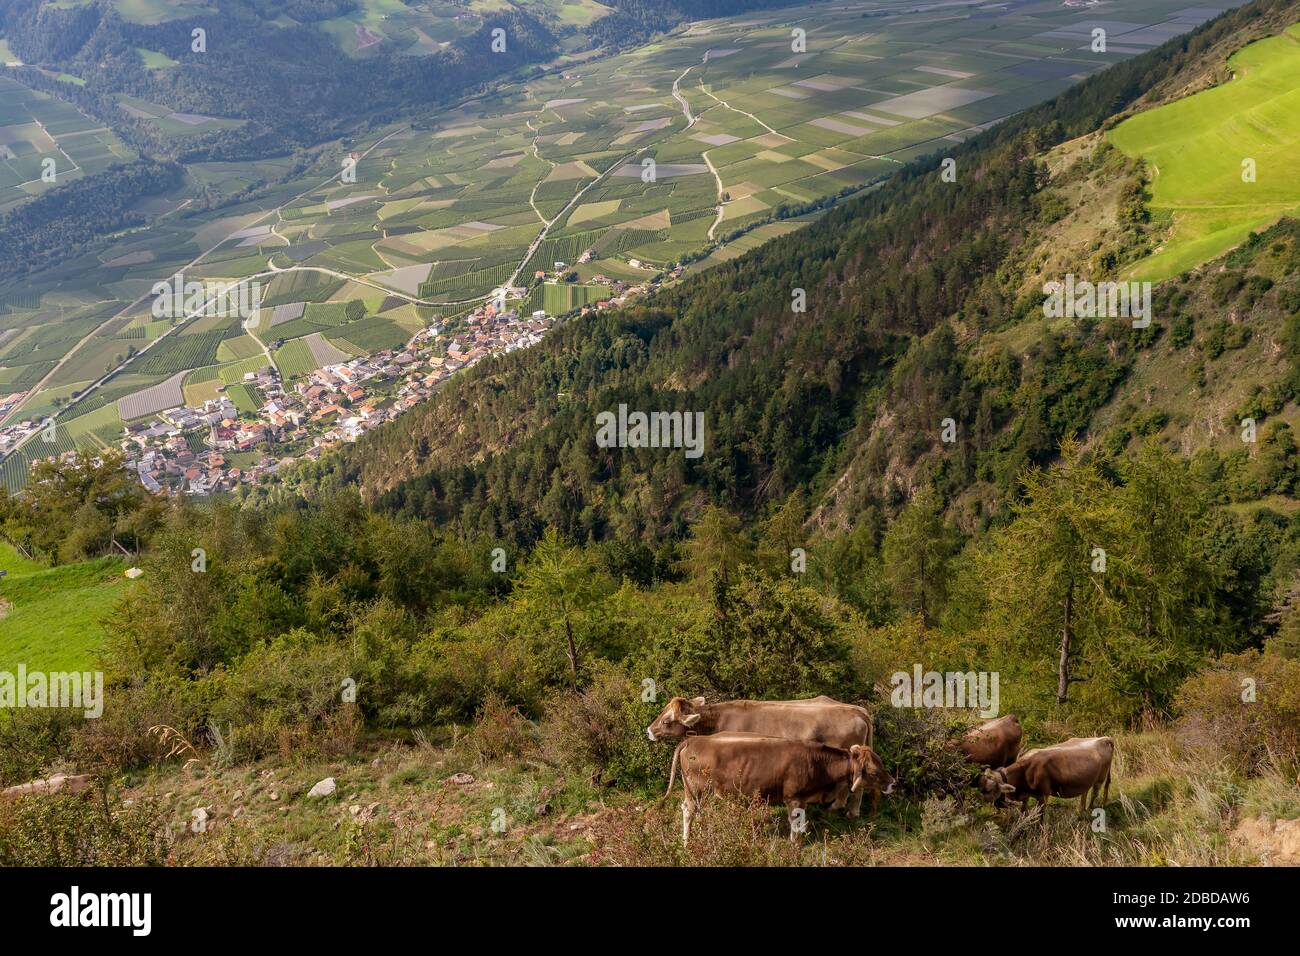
[[979, 736, 1114, 819], [647, 695, 876, 815], [668, 732, 895, 843], [960, 714, 1022, 769]]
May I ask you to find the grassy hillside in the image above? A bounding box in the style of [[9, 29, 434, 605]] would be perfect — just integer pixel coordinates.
[[74, 725, 1298, 867], [1109, 23, 1300, 280], [0, 542, 129, 672]]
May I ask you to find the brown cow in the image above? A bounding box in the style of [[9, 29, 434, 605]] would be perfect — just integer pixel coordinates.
[[647, 695, 876, 815], [979, 736, 1114, 818], [647, 695, 873, 748], [667, 732, 895, 843], [960, 714, 1021, 769]]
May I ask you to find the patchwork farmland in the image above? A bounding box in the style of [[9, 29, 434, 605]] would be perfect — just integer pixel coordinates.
[[0, 75, 136, 210], [0, 0, 1242, 490]]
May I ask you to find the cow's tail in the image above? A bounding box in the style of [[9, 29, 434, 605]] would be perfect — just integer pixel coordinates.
[[661, 739, 687, 802]]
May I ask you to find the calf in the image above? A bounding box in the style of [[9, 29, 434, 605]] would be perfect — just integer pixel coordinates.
[[668, 732, 895, 843], [979, 736, 1114, 818]]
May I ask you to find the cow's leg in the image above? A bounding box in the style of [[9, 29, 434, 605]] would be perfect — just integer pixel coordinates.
[[1102, 770, 1111, 806], [681, 798, 695, 845], [830, 783, 847, 812], [1079, 792, 1090, 817]]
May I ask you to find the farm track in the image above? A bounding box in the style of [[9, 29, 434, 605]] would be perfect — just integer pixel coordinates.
[[674, 61, 727, 241]]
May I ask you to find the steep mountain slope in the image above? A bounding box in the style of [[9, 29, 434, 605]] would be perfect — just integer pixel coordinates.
[[267, 0, 1300, 544]]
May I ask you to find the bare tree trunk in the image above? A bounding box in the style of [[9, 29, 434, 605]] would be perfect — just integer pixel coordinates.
[[918, 551, 927, 627], [1057, 579, 1073, 704], [564, 617, 579, 688]]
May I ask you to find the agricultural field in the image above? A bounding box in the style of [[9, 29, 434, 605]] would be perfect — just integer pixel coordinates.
[[0, 0, 1239, 481], [1109, 22, 1300, 280], [311, 0, 613, 58], [0, 75, 135, 210], [115, 94, 245, 143]]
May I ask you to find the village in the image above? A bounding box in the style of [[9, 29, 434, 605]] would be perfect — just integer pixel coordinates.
[[115, 302, 553, 496], [0, 265, 674, 497]]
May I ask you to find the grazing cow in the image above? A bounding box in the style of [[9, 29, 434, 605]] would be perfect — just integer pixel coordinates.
[[979, 736, 1114, 818], [668, 732, 895, 843], [960, 714, 1022, 769], [647, 695, 876, 815]]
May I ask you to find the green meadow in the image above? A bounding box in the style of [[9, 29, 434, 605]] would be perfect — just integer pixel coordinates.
[[0, 543, 129, 673], [1109, 23, 1300, 281]]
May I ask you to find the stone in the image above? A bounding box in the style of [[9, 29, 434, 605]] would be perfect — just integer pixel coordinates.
[[307, 777, 337, 798]]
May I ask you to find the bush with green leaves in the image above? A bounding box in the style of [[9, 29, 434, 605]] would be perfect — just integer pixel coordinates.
[[0, 789, 165, 866], [631, 567, 857, 702], [207, 628, 357, 762], [540, 664, 667, 789], [1175, 649, 1300, 776], [872, 705, 980, 800]]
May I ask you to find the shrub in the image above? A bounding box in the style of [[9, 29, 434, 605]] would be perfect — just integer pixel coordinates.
[[0, 788, 166, 866], [1175, 649, 1300, 775], [71, 673, 214, 775], [540, 664, 667, 788], [459, 692, 539, 765], [0, 709, 82, 788], [208, 629, 358, 762], [631, 568, 857, 701], [872, 705, 980, 800]]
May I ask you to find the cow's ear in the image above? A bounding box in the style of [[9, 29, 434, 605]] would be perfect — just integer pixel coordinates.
[[849, 745, 863, 756], [999, 783, 1016, 795], [690, 696, 706, 707], [682, 713, 702, 727]]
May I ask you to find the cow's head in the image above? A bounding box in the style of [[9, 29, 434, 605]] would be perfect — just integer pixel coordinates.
[[646, 696, 707, 741], [849, 745, 895, 796], [978, 768, 1016, 802]]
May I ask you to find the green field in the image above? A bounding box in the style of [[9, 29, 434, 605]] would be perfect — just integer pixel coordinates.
[[1109, 24, 1300, 281], [0, 74, 135, 209], [273, 339, 321, 379], [0, 543, 129, 673], [224, 382, 262, 414]]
